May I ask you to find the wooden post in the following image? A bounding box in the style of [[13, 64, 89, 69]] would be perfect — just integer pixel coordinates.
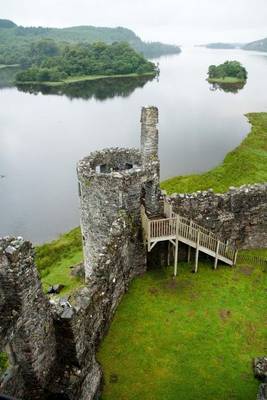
[[195, 231, 200, 273], [174, 215, 179, 276], [233, 249, 238, 266], [189, 220, 192, 240], [147, 220, 151, 251], [214, 240, 220, 270], [187, 246, 191, 263]]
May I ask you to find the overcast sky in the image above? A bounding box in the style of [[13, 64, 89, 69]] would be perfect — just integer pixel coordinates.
[[2, 0, 267, 45]]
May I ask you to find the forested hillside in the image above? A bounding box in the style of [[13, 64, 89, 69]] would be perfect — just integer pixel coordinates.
[[0, 19, 181, 66]]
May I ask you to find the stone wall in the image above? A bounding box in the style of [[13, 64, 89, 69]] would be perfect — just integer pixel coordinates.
[[167, 183, 267, 249], [0, 210, 146, 400], [0, 238, 57, 399]]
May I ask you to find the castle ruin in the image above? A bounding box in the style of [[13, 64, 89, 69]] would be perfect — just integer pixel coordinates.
[[0, 106, 266, 399]]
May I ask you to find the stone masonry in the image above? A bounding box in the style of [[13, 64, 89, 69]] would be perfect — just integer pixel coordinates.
[[166, 183, 267, 249], [0, 237, 57, 399]]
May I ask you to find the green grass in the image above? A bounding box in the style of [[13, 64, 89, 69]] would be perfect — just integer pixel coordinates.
[[97, 259, 267, 400], [0, 352, 8, 375], [239, 248, 267, 258], [208, 77, 245, 84], [35, 227, 83, 295], [16, 71, 156, 87], [161, 113, 267, 194]]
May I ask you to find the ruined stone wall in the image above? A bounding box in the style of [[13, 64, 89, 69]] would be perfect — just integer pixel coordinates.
[[51, 212, 146, 400], [167, 183, 267, 249], [0, 238, 57, 399], [140, 106, 161, 217], [0, 210, 146, 400]]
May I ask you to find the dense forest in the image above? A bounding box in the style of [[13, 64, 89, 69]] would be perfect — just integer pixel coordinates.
[[208, 61, 247, 82], [0, 19, 181, 66], [15, 41, 157, 82]]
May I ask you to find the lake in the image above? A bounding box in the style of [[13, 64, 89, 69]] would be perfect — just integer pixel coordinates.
[[1, 47, 267, 243]]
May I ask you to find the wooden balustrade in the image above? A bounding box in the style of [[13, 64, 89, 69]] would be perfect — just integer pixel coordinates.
[[142, 202, 237, 275]]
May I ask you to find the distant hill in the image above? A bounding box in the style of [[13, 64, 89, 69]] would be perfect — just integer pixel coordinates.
[[0, 20, 181, 61], [199, 43, 243, 49], [243, 38, 267, 52], [0, 19, 17, 28]]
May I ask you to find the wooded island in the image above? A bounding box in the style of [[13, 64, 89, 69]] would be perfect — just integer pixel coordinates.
[[207, 60, 247, 84], [15, 41, 157, 85]]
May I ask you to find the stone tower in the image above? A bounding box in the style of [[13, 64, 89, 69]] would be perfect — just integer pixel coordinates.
[[77, 106, 161, 282], [77, 148, 147, 281], [140, 106, 161, 216]]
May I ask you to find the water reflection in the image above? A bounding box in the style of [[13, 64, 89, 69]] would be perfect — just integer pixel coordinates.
[[209, 81, 247, 94], [16, 75, 155, 101]]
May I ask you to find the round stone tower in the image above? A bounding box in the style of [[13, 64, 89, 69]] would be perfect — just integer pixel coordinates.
[[77, 148, 146, 280]]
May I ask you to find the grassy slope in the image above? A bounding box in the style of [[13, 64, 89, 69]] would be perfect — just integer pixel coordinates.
[[161, 113, 267, 194], [97, 259, 267, 400], [16, 71, 156, 87], [35, 227, 83, 295]]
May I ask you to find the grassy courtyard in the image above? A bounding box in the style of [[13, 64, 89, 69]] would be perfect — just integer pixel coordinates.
[[97, 260, 267, 400]]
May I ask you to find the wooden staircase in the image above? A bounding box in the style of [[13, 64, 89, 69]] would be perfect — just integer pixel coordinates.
[[141, 202, 238, 275]]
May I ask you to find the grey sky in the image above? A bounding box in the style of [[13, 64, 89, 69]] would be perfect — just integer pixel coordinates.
[[2, 0, 267, 45]]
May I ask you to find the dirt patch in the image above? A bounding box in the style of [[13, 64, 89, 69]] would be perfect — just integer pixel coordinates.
[[219, 309, 232, 321], [166, 279, 193, 291], [165, 279, 178, 290], [148, 287, 159, 296], [238, 265, 253, 276]]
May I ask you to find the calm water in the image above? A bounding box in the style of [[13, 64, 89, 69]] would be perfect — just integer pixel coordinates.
[[1, 47, 267, 243]]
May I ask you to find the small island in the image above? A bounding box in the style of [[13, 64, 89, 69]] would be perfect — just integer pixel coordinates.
[[15, 41, 158, 86], [207, 60, 247, 84]]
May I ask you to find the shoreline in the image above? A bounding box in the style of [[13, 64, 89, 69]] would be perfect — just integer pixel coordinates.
[[16, 71, 157, 87], [161, 112, 267, 194], [208, 77, 246, 84]]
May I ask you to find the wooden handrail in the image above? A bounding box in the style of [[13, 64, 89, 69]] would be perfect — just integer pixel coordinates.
[[142, 204, 236, 264]]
